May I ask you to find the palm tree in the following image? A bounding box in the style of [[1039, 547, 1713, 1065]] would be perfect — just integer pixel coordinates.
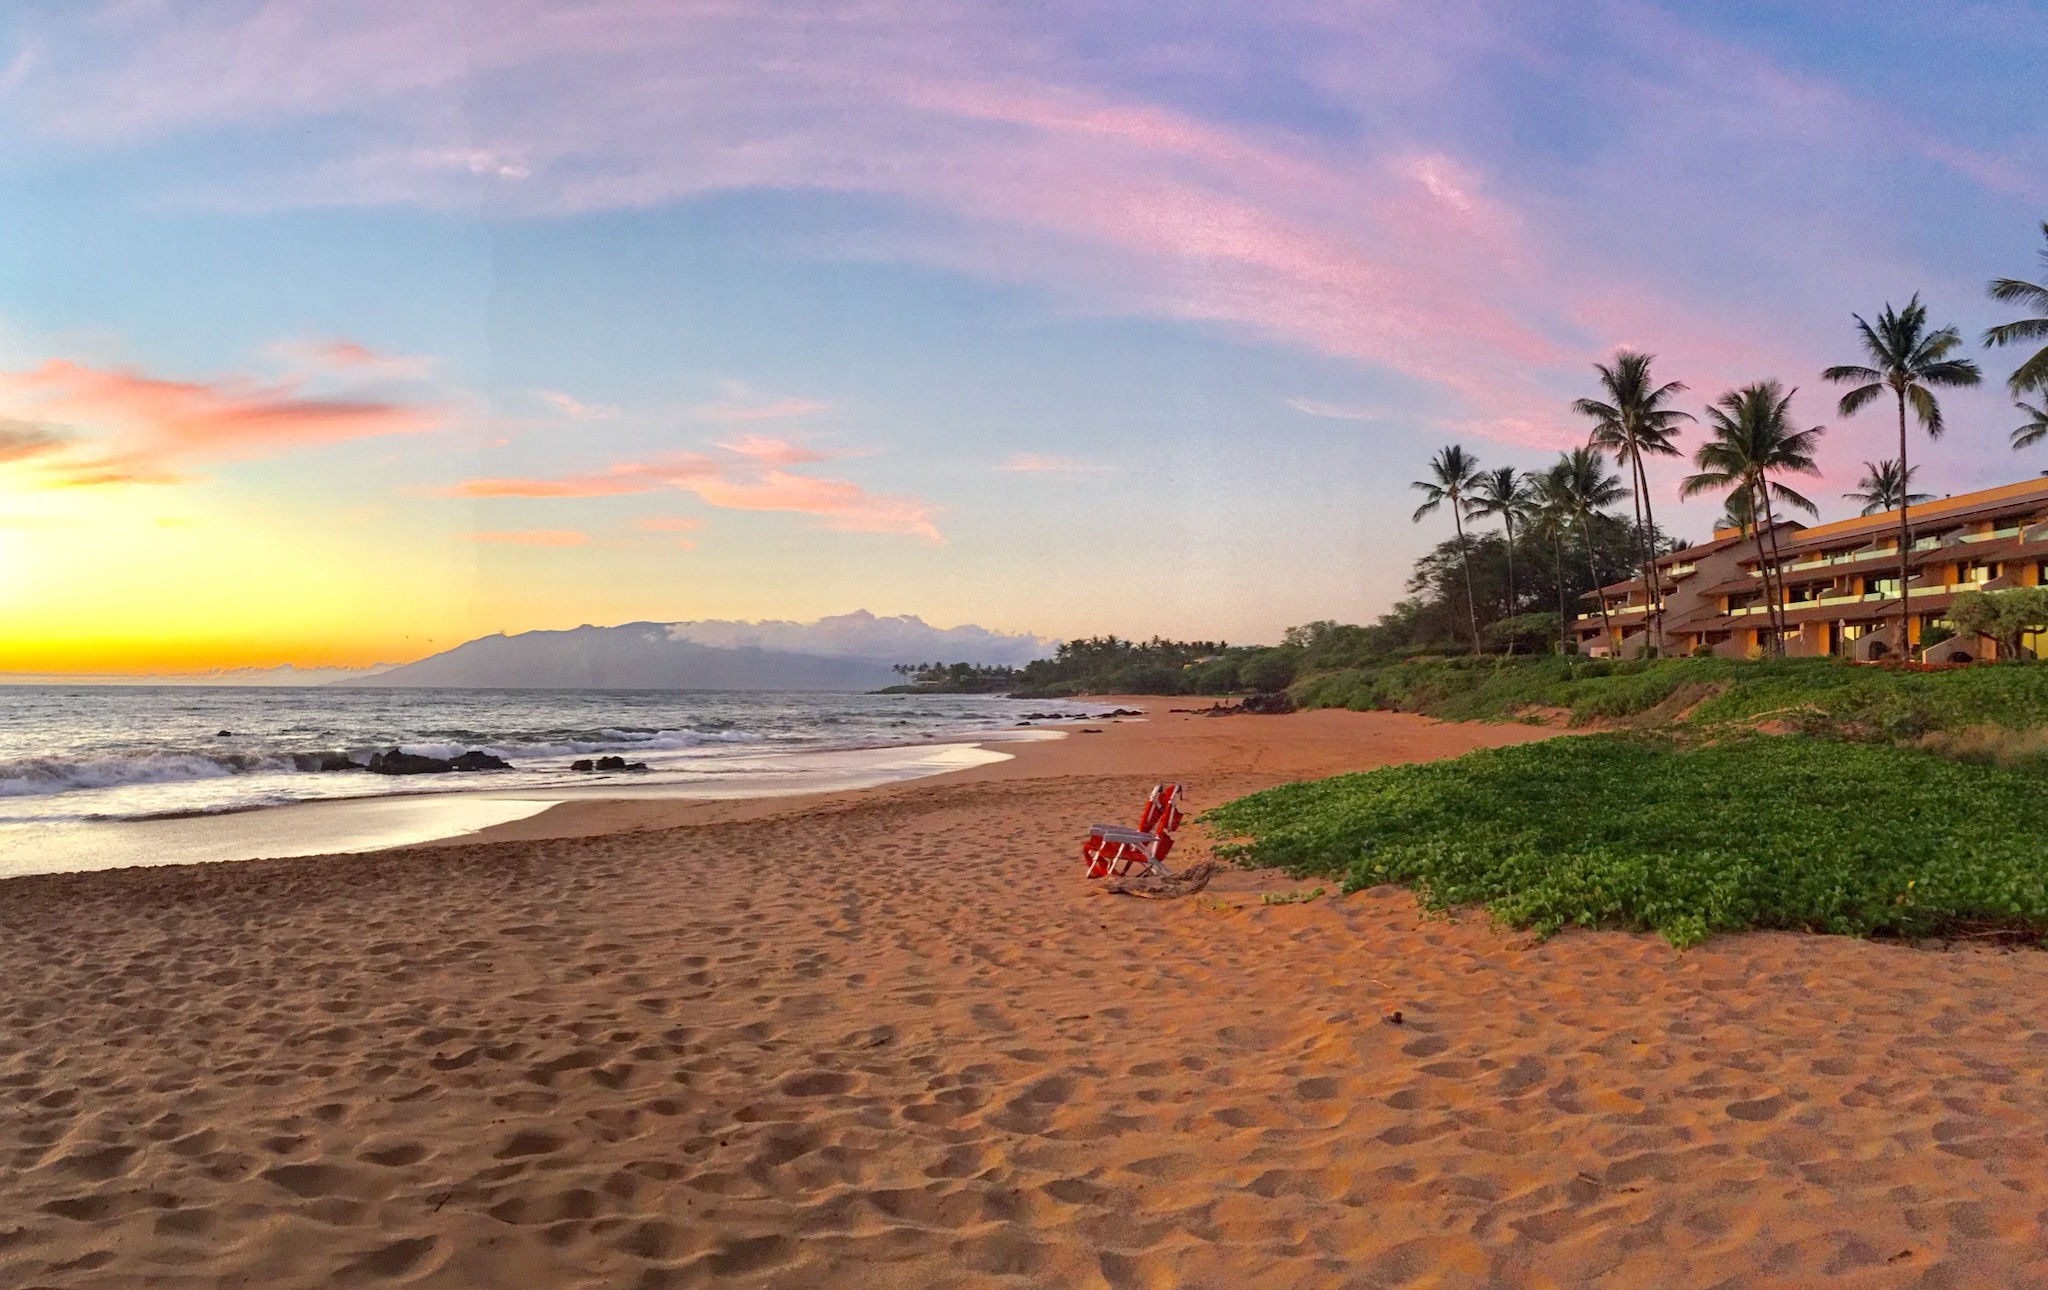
[[1573, 351, 1692, 654], [1679, 382, 1825, 656], [1985, 222, 2048, 397], [1557, 446, 1630, 656], [1825, 296, 1983, 654], [2010, 399, 2048, 451], [1843, 459, 1931, 517], [1716, 486, 1755, 536], [1411, 444, 1485, 654], [1527, 462, 1578, 655], [1466, 466, 1533, 619]]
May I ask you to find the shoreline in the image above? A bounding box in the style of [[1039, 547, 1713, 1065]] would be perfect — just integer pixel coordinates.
[[12, 705, 2048, 1287]]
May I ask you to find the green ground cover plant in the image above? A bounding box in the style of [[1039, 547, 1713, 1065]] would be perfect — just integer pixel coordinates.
[[1203, 733, 2048, 947], [1288, 655, 2048, 740]]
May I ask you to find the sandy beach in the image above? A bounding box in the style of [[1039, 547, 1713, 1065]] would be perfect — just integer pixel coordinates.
[[6, 704, 2048, 1288]]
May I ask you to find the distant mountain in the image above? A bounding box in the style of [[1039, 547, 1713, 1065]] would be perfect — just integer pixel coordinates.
[[335, 612, 1053, 690]]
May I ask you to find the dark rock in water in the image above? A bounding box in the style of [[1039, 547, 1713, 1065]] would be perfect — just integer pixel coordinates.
[[573, 756, 650, 772], [216, 730, 234, 737], [1103, 708, 1145, 717], [365, 748, 511, 775], [292, 753, 364, 772]]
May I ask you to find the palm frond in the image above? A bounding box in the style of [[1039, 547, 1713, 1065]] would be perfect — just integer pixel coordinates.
[[1764, 480, 1818, 516], [2012, 400, 2048, 450], [1987, 278, 2048, 311], [2006, 346, 2048, 397], [1908, 383, 1945, 436], [1983, 317, 2048, 346], [1833, 382, 1884, 417], [1918, 357, 1983, 388]]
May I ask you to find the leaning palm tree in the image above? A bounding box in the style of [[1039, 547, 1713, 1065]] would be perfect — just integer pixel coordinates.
[[1843, 459, 1931, 517], [1557, 446, 1630, 656], [1573, 351, 1692, 654], [1411, 444, 1485, 654], [1824, 296, 1983, 653], [2010, 399, 2048, 451], [1466, 466, 1533, 619], [1985, 222, 2048, 397], [1526, 462, 1578, 655], [1679, 382, 1825, 656]]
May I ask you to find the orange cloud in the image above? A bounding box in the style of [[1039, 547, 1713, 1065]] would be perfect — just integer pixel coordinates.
[[0, 419, 71, 464], [0, 357, 443, 485], [439, 452, 720, 498], [465, 528, 588, 546]]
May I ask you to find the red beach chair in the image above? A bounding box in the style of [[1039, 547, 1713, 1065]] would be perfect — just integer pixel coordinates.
[[1083, 783, 1185, 880]]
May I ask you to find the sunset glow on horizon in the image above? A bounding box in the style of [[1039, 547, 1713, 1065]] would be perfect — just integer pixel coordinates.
[[4, 2, 2045, 674]]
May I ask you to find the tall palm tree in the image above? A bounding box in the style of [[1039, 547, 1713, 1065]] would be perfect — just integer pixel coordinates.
[[1527, 462, 1578, 655], [2010, 399, 2048, 451], [1824, 296, 1983, 654], [1466, 466, 1533, 619], [1411, 444, 1485, 654], [1573, 351, 1692, 654], [1557, 446, 1630, 656], [1843, 459, 1931, 517], [1985, 222, 2048, 397], [1679, 382, 1825, 656]]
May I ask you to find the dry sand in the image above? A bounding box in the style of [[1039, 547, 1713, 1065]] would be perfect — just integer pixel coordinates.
[[4, 704, 2048, 1288]]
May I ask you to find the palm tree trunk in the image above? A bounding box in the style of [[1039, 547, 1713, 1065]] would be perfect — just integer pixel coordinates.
[[1638, 460, 1667, 655], [1744, 482, 1777, 657], [1554, 532, 1569, 655], [1621, 449, 1655, 657], [1452, 505, 1481, 654], [1894, 386, 1913, 660], [1757, 479, 1789, 656], [1504, 515, 1517, 619], [1580, 516, 1617, 655]]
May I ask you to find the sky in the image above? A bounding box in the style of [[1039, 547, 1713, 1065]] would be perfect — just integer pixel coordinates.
[[2, 0, 2046, 673]]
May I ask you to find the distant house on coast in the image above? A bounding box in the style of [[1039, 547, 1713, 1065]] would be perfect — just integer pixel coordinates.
[[1575, 475, 2048, 662]]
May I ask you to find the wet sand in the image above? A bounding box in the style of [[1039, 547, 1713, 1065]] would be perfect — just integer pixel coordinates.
[[5, 704, 2047, 1287]]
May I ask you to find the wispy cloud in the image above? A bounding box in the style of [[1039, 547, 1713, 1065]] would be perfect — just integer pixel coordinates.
[[635, 513, 704, 548], [443, 437, 942, 542], [0, 418, 71, 464], [998, 452, 1102, 475], [272, 337, 436, 380], [0, 357, 442, 486], [466, 528, 588, 546], [1285, 398, 1386, 422], [692, 396, 830, 424], [536, 388, 618, 420]]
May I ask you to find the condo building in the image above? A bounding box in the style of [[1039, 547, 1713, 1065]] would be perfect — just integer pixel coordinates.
[[1575, 475, 2048, 661]]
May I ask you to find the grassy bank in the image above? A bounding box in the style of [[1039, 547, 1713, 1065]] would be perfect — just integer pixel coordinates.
[[1290, 655, 2048, 741], [1204, 733, 2048, 947]]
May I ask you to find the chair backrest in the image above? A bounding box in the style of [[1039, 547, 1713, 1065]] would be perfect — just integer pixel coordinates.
[[1137, 783, 1184, 835]]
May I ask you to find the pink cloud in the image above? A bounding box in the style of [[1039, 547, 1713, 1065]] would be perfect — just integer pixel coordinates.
[[536, 389, 618, 420], [0, 357, 443, 485], [466, 528, 589, 546], [999, 452, 1100, 475], [692, 397, 830, 424], [443, 439, 940, 542], [634, 514, 705, 532], [715, 433, 829, 466], [272, 337, 436, 379]]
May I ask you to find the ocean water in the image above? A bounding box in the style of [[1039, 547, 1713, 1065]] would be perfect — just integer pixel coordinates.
[[0, 687, 1107, 825]]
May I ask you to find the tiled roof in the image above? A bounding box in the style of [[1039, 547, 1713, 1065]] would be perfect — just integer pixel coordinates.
[[1772, 476, 2048, 555]]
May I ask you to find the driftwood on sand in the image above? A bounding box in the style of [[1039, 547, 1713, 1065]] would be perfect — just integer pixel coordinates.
[[1092, 861, 1218, 899]]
